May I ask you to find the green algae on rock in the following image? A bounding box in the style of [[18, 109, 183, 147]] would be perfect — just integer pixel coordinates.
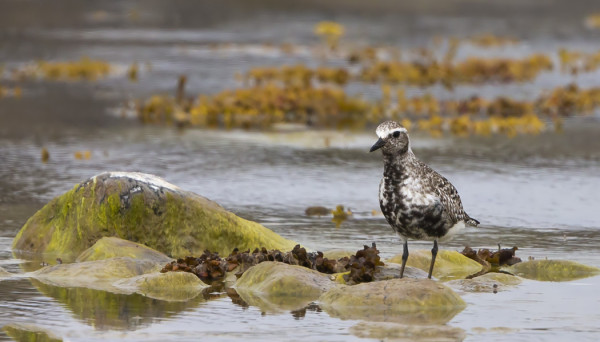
[[321, 249, 354, 260], [113, 271, 209, 301], [12, 172, 297, 259], [350, 321, 466, 341], [388, 249, 483, 281], [234, 261, 334, 312], [31, 257, 161, 293], [319, 278, 465, 324], [76, 236, 173, 263], [502, 260, 600, 281], [447, 273, 522, 293], [3, 323, 62, 342]]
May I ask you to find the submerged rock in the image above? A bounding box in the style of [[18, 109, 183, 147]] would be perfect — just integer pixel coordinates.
[[447, 273, 522, 293], [12, 172, 297, 259], [388, 249, 483, 281], [76, 236, 173, 263], [350, 321, 466, 342], [3, 323, 62, 342], [319, 278, 466, 324], [114, 271, 209, 301], [31, 257, 160, 293], [502, 260, 600, 281], [234, 261, 334, 311]]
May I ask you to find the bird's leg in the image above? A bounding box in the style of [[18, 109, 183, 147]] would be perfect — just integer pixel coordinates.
[[428, 239, 438, 279], [400, 239, 408, 278]]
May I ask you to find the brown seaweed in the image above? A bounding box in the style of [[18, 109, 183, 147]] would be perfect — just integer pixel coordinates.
[[161, 243, 383, 284], [461, 245, 521, 268]]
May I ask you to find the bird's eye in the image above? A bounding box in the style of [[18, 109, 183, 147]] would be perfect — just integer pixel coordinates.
[[392, 131, 400, 138]]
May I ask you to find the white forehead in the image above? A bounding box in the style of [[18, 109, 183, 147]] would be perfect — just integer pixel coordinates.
[[376, 123, 407, 139]]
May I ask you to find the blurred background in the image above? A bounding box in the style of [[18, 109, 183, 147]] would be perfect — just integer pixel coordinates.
[[1, 0, 600, 341]]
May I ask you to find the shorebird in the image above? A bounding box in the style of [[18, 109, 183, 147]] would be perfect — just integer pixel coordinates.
[[370, 121, 479, 279]]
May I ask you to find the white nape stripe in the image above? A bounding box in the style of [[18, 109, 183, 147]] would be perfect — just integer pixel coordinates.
[[376, 127, 407, 139]]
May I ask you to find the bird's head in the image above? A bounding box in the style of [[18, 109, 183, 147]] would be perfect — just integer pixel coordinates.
[[369, 121, 411, 155]]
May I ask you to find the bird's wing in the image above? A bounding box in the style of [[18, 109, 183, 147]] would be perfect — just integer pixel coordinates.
[[418, 162, 468, 224]]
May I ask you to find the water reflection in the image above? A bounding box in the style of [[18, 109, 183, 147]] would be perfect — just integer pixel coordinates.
[[234, 287, 315, 314], [3, 323, 62, 342], [30, 279, 207, 331], [323, 304, 464, 326]]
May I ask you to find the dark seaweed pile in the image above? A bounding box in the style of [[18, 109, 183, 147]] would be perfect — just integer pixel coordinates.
[[344, 243, 385, 283], [161, 243, 384, 284], [461, 245, 521, 268]]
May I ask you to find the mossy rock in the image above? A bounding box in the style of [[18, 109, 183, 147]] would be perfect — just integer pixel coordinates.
[[12, 172, 297, 259], [31, 257, 161, 293], [76, 236, 173, 263], [321, 249, 354, 260], [331, 271, 349, 284], [350, 321, 466, 341], [3, 323, 62, 342], [388, 249, 483, 281], [447, 273, 522, 293], [113, 271, 209, 302], [319, 278, 466, 324], [502, 260, 600, 281], [234, 261, 334, 312]]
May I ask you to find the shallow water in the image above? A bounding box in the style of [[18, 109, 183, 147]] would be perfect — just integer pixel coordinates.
[[1, 0, 600, 341]]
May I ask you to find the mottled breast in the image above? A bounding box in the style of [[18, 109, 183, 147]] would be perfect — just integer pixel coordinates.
[[379, 174, 451, 240]]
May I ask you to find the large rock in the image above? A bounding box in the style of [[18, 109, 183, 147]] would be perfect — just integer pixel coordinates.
[[319, 278, 465, 324], [76, 236, 173, 263], [12, 172, 297, 259], [388, 249, 483, 281], [502, 260, 600, 281], [234, 261, 334, 312]]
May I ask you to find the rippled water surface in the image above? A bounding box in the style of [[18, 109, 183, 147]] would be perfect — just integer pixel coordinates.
[[1, 0, 600, 341]]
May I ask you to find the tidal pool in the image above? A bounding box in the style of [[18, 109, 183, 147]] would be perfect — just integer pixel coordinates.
[[2, 0, 600, 341]]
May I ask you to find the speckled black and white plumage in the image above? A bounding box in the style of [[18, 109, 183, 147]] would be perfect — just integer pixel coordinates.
[[371, 120, 479, 278]]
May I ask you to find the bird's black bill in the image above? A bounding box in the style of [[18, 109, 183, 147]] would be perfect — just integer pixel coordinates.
[[370, 138, 385, 152]]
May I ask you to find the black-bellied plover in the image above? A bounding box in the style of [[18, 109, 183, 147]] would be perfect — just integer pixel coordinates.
[[370, 121, 479, 279]]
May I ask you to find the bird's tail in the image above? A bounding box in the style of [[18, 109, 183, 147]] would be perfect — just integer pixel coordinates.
[[466, 216, 480, 227]]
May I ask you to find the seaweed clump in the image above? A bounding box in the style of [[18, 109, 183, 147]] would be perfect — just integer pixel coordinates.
[[461, 245, 521, 270], [14, 57, 112, 81], [161, 243, 384, 284], [344, 243, 385, 283]]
